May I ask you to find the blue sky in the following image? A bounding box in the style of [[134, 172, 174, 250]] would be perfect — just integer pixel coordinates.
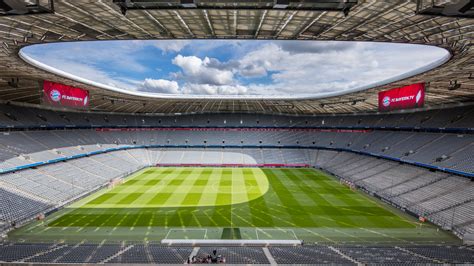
[[21, 40, 449, 97]]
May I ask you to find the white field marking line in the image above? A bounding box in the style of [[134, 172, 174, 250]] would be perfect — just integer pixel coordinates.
[[145, 211, 156, 237], [92, 210, 119, 232], [298, 227, 337, 244], [130, 210, 145, 231], [229, 208, 251, 225], [202, 209, 219, 227], [140, 168, 186, 199], [62, 214, 89, 230], [290, 229, 298, 240], [256, 228, 299, 240], [40, 225, 52, 233], [269, 203, 363, 240], [267, 204, 362, 241], [210, 181, 257, 194], [354, 190, 420, 226], [241, 229, 256, 240], [196, 170, 220, 207], [30, 220, 46, 231], [111, 212, 130, 232], [257, 198, 335, 241], [255, 228, 272, 239], [80, 213, 99, 230], [164, 229, 172, 240], [246, 206, 279, 226], [263, 176, 373, 242], [360, 227, 409, 243], [165, 228, 208, 239], [249, 204, 297, 227], [339, 205, 420, 227], [231, 169, 234, 227], [96, 174, 153, 209], [215, 208, 233, 225], [166, 168, 203, 207], [278, 228, 298, 240], [80, 167, 149, 208], [178, 210, 185, 233], [190, 211, 202, 228], [308, 209, 382, 242], [329, 228, 364, 242]]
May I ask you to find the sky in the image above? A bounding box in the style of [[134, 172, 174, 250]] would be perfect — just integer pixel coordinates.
[[21, 40, 449, 97]]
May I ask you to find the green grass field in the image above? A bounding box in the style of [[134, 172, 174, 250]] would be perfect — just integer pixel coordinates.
[[10, 167, 460, 244]]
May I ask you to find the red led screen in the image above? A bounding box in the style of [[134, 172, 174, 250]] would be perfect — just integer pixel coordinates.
[[378, 83, 425, 112], [43, 80, 89, 108]]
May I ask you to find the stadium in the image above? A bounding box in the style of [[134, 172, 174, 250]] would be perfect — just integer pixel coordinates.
[[0, 0, 473, 264]]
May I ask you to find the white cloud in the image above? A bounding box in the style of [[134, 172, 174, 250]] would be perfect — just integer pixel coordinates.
[[26, 41, 149, 73], [23, 40, 449, 97], [139, 78, 179, 94], [239, 63, 267, 77], [172, 55, 234, 86], [237, 43, 283, 78], [152, 40, 190, 53], [39, 58, 137, 90], [226, 42, 448, 96], [279, 41, 356, 54], [183, 84, 248, 95]]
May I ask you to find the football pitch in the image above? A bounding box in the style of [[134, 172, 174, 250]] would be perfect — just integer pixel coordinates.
[[10, 167, 459, 244]]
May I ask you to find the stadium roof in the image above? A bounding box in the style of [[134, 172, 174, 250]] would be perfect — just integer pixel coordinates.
[[0, 0, 472, 114]]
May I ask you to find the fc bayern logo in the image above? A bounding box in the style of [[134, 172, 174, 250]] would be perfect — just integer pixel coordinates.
[[50, 89, 61, 102], [382, 96, 391, 107]]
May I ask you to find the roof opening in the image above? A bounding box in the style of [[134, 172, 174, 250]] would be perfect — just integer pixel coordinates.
[[20, 40, 450, 100]]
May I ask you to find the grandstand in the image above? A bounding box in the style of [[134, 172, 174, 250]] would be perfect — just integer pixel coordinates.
[[0, 0, 473, 264]]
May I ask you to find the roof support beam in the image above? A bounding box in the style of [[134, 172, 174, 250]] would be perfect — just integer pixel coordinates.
[[174, 11, 194, 37], [315, 0, 377, 39], [254, 10, 267, 38], [294, 11, 326, 38], [143, 10, 175, 38], [202, 10, 215, 36], [99, 0, 153, 38], [275, 11, 297, 38], [233, 10, 237, 36]]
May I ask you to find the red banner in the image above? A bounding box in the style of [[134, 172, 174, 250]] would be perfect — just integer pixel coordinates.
[[43, 80, 89, 108], [378, 83, 425, 112]]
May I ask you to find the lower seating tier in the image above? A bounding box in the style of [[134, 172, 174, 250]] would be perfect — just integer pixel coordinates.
[[0, 243, 472, 264]]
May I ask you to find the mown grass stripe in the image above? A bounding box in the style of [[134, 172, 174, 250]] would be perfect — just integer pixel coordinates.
[[48, 167, 415, 232]]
